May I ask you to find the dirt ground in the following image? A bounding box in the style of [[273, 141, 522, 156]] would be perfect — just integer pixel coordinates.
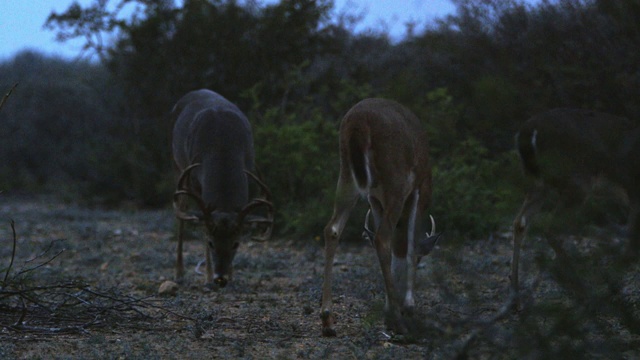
[[1, 196, 639, 359]]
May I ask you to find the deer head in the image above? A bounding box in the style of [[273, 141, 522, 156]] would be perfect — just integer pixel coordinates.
[[363, 209, 441, 259]]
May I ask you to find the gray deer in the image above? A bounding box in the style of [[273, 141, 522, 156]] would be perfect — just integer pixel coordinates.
[[320, 98, 441, 336], [511, 108, 640, 299], [170, 89, 273, 288]]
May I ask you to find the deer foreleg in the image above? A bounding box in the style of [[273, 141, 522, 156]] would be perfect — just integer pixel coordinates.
[[205, 239, 214, 285], [176, 220, 185, 282]]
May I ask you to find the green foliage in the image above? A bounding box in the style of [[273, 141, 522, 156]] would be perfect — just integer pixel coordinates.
[[4, 0, 639, 242], [432, 137, 521, 239], [413, 87, 461, 159], [253, 107, 339, 236], [0, 52, 113, 193]]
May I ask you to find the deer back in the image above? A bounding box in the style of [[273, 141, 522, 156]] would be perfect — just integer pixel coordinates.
[[339, 98, 432, 210], [516, 108, 635, 188], [171, 89, 255, 211]]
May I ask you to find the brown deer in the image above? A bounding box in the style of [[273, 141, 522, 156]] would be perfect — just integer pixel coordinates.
[[170, 89, 273, 288], [320, 98, 441, 336], [511, 108, 640, 298]]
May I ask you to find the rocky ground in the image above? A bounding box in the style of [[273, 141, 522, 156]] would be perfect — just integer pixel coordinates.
[[0, 196, 638, 359]]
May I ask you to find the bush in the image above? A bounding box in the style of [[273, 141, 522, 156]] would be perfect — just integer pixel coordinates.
[[432, 137, 522, 239], [253, 107, 339, 237]]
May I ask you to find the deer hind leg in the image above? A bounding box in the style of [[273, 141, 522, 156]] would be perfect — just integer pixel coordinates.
[[627, 202, 640, 253], [511, 189, 545, 299], [375, 199, 408, 333], [400, 189, 420, 312], [320, 180, 359, 337], [365, 196, 383, 244]]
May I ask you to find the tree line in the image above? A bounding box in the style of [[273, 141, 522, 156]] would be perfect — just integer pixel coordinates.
[[1, 0, 638, 238]]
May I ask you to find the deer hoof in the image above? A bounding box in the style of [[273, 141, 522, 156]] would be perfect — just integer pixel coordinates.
[[320, 310, 336, 337], [385, 310, 408, 335], [214, 276, 228, 288], [322, 327, 337, 337]]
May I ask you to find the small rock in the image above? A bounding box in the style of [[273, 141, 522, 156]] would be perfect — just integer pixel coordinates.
[[158, 280, 179, 296]]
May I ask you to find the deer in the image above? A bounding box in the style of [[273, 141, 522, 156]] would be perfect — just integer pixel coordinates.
[[170, 89, 274, 288], [510, 108, 640, 301], [320, 98, 441, 337]]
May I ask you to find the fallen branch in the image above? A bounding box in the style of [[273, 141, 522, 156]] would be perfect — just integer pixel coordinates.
[[1, 223, 194, 338]]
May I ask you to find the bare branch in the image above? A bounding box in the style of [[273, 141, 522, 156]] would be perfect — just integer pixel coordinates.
[[2, 220, 17, 285], [0, 83, 18, 113]]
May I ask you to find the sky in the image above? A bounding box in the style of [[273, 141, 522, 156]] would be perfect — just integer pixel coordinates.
[[0, 0, 457, 61]]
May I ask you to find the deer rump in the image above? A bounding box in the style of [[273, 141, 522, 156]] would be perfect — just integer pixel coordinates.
[[341, 103, 432, 258], [515, 108, 634, 188]]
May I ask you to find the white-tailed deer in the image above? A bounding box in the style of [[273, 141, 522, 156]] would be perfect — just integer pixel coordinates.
[[511, 108, 640, 298], [320, 98, 441, 336], [170, 89, 273, 288]]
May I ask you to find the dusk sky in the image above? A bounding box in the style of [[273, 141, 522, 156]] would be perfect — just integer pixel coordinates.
[[0, 0, 457, 60]]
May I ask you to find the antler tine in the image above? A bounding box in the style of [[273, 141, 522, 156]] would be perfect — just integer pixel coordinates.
[[237, 198, 274, 241], [244, 170, 274, 241], [174, 163, 209, 217], [173, 191, 200, 222], [245, 170, 272, 200], [426, 214, 436, 237], [362, 209, 375, 245], [177, 163, 201, 190]]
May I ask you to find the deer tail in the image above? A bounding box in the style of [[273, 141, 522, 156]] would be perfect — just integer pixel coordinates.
[[349, 128, 372, 190], [516, 128, 541, 177]]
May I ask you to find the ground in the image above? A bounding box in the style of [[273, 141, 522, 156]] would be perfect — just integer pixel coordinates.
[[0, 196, 639, 359]]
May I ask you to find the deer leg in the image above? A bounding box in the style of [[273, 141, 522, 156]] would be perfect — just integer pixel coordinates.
[[546, 235, 587, 298], [627, 203, 640, 254], [205, 238, 214, 285], [376, 201, 407, 333], [368, 196, 383, 230], [402, 190, 420, 312], [176, 219, 185, 282], [321, 184, 358, 337], [511, 190, 544, 302]]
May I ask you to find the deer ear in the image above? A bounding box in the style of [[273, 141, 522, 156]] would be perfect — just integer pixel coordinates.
[[417, 232, 442, 257], [175, 210, 203, 223]]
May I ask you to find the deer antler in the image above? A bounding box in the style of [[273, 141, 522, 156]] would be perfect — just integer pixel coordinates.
[[426, 215, 436, 237], [173, 163, 210, 221], [245, 170, 272, 200], [241, 170, 274, 241], [362, 209, 375, 245]]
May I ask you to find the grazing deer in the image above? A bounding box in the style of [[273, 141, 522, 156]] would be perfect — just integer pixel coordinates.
[[170, 89, 273, 288], [511, 108, 640, 298], [320, 98, 441, 336]]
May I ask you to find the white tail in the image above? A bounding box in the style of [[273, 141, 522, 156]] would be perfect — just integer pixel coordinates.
[[320, 98, 440, 336], [170, 89, 273, 288], [510, 108, 640, 299]]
